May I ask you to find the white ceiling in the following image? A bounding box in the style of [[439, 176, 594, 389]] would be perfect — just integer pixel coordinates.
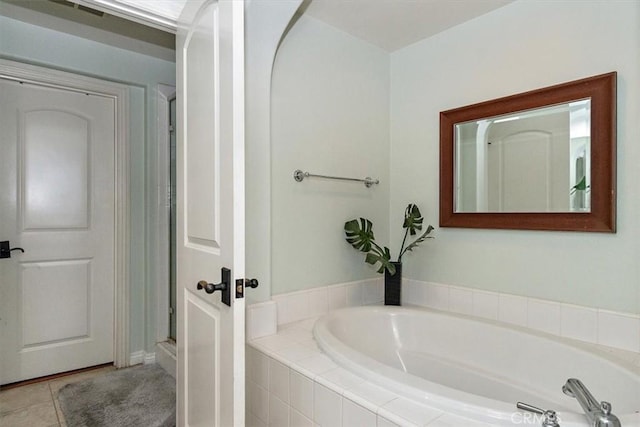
[[76, 0, 513, 51], [302, 0, 513, 52]]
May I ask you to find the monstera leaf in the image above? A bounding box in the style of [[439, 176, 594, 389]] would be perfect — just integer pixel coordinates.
[[402, 204, 423, 236], [344, 218, 376, 253], [398, 203, 431, 262], [365, 246, 395, 275]]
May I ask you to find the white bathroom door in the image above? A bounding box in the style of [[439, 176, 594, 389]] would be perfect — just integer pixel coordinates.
[[0, 79, 115, 384], [176, 1, 246, 426]]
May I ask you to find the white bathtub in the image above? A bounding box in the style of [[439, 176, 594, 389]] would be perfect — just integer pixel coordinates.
[[313, 306, 640, 426]]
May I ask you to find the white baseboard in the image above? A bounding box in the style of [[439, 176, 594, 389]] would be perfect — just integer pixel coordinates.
[[156, 341, 176, 379], [129, 350, 156, 366], [129, 350, 144, 365]]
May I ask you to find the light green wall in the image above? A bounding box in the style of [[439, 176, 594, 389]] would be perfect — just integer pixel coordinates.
[[271, 1, 639, 315], [0, 14, 176, 352], [244, 0, 304, 303], [270, 15, 391, 294], [390, 0, 640, 314]]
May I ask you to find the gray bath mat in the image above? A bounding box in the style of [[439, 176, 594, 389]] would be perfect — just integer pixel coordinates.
[[58, 364, 176, 427]]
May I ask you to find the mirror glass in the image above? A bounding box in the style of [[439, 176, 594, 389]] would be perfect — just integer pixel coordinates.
[[455, 100, 591, 213], [440, 72, 616, 232]]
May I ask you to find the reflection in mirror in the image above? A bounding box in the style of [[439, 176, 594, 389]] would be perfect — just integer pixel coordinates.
[[440, 72, 616, 232], [455, 100, 591, 213]]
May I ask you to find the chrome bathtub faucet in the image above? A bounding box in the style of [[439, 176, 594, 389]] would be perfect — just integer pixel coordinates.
[[562, 378, 621, 427]]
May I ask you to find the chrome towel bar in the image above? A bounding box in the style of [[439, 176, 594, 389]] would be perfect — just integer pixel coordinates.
[[293, 169, 379, 188]]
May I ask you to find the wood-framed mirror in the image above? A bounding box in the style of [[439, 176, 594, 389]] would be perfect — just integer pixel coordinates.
[[440, 72, 616, 232]]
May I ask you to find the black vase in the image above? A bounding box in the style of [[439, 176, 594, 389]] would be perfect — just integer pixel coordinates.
[[384, 262, 402, 306]]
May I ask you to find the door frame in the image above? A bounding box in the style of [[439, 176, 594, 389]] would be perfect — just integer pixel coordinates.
[[155, 84, 176, 344], [0, 58, 131, 369]]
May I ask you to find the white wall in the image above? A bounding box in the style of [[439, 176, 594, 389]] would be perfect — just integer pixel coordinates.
[[390, 0, 640, 314], [270, 15, 390, 295], [0, 13, 176, 352]]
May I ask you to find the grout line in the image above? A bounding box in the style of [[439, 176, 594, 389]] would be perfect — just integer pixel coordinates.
[[49, 381, 63, 426]]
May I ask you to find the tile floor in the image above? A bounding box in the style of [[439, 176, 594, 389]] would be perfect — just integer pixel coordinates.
[[0, 366, 116, 427]]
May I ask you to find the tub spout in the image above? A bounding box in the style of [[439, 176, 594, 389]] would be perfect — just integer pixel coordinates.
[[562, 378, 621, 427]]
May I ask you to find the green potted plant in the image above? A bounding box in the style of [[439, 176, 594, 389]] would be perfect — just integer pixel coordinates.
[[344, 204, 434, 305]]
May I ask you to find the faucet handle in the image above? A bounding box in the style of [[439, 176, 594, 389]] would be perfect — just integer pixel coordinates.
[[517, 402, 560, 427], [595, 401, 621, 427]]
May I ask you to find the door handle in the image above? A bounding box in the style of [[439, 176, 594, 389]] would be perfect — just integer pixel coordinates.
[[235, 278, 259, 299], [197, 280, 226, 294], [0, 241, 25, 259], [197, 267, 231, 306], [245, 279, 259, 289]]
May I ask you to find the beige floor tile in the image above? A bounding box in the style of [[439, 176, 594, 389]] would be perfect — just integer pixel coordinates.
[[1, 366, 116, 426], [0, 382, 52, 415], [0, 400, 59, 427], [48, 366, 116, 395]]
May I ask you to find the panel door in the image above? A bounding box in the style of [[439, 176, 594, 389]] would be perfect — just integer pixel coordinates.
[[176, 1, 245, 426], [0, 79, 115, 384], [488, 131, 552, 212]]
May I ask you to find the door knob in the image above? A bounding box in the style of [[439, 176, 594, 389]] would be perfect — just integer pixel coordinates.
[[197, 267, 231, 306], [197, 280, 226, 293], [0, 241, 25, 259], [234, 278, 259, 299]]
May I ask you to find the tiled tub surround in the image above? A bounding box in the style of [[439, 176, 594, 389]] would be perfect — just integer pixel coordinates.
[[247, 312, 640, 427], [251, 278, 640, 354], [246, 279, 640, 426], [246, 278, 385, 341], [402, 279, 640, 354]]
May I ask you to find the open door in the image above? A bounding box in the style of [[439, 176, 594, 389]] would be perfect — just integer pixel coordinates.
[[176, 1, 245, 425]]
